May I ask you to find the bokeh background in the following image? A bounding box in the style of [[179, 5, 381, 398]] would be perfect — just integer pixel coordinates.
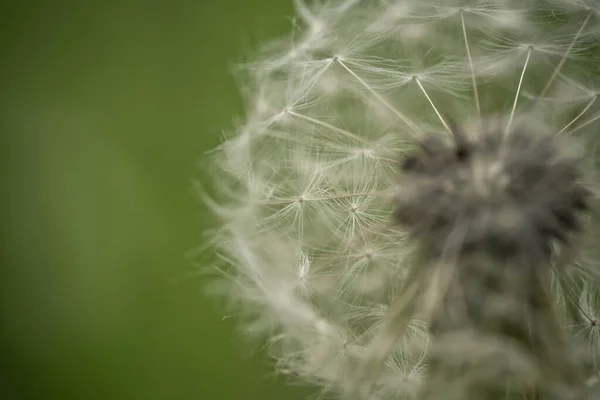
[[0, 1, 313, 399]]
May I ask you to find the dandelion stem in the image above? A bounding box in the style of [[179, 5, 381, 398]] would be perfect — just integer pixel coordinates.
[[461, 11, 481, 118], [336, 57, 422, 136], [505, 46, 533, 136], [538, 10, 592, 101], [262, 189, 394, 206], [557, 95, 597, 135], [568, 112, 600, 135], [287, 110, 370, 145], [414, 77, 452, 133]]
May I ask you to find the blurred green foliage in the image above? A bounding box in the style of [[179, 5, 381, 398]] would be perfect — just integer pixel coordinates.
[[0, 1, 313, 399]]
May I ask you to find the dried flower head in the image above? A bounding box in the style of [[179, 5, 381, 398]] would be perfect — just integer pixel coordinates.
[[203, 0, 600, 399]]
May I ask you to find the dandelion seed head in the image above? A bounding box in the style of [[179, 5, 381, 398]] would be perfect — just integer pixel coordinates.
[[203, 0, 600, 398]]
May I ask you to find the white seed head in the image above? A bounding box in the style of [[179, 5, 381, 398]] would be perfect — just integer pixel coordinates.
[[203, 0, 600, 398]]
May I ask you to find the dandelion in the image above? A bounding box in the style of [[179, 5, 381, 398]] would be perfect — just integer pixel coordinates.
[[202, 0, 600, 399]]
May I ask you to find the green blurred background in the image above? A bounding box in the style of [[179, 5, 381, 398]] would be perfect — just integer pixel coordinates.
[[0, 1, 313, 399]]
